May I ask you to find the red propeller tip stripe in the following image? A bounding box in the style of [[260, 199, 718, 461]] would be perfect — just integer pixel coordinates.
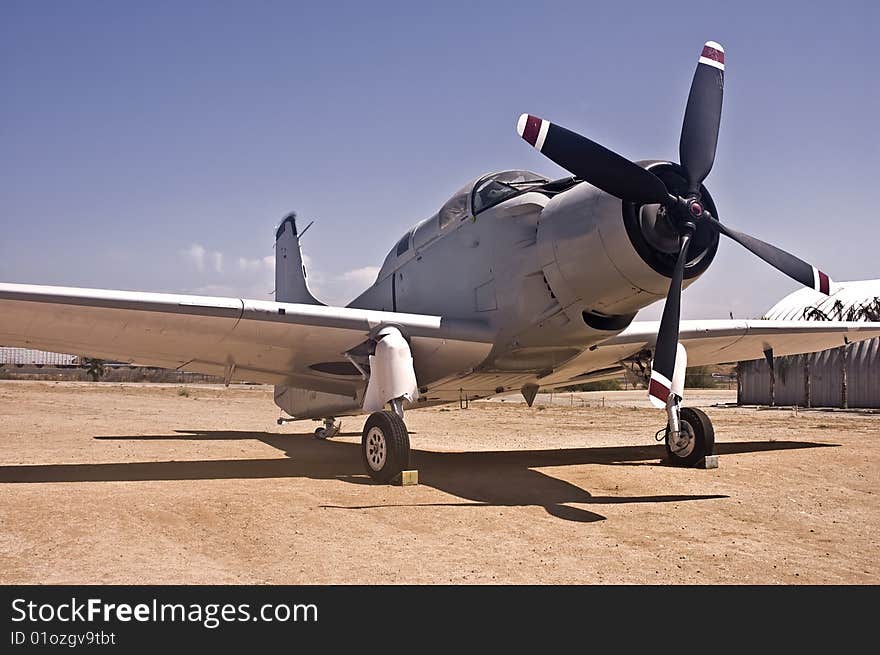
[[516, 113, 547, 150], [699, 41, 725, 70], [649, 378, 670, 403], [648, 369, 674, 408], [813, 268, 831, 295]]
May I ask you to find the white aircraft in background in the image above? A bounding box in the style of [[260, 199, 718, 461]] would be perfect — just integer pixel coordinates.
[[3, 41, 879, 483]]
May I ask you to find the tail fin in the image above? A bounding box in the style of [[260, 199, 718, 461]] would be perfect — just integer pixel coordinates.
[[275, 213, 324, 305]]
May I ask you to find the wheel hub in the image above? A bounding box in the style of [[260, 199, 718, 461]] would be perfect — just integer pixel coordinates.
[[365, 427, 387, 471], [668, 420, 696, 458]]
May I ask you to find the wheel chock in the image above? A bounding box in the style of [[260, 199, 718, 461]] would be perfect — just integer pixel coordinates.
[[660, 455, 719, 468], [698, 455, 719, 469], [395, 470, 419, 486]]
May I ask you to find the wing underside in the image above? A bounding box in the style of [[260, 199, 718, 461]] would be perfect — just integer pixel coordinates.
[[0, 283, 493, 391]]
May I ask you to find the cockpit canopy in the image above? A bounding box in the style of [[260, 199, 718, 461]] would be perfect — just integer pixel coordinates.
[[377, 170, 548, 282], [438, 170, 547, 229], [471, 170, 548, 215]]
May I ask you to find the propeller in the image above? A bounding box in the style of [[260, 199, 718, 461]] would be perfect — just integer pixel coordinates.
[[515, 114, 671, 205], [649, 231, 692, 406], [516, 40, 835, 408], [704, 217, 831, 294], [680, 41, 725, 194]]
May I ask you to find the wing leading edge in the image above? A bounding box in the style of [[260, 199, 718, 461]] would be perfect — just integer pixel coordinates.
[[533, 319, 880, 390], [605, 319, 880, 367]]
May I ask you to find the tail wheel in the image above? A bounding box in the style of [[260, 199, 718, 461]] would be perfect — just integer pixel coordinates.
[[665, 406, 715, 467], [362, 411, 410, 483]]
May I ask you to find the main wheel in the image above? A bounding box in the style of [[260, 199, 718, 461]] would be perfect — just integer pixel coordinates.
[[665, 406, 715, 467], [361, 411, 410, 483]]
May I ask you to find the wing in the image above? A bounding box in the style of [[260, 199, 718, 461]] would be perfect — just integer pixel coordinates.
[[0, 283, 494, 391], [602, 319, 880, 366], [536, 319, 880, 389]]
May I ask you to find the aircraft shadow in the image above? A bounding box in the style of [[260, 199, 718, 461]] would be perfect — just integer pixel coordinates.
[[0, 430, 834, 523]]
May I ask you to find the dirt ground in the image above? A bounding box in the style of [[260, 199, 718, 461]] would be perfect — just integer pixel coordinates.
[[0, 381, 877, 584]]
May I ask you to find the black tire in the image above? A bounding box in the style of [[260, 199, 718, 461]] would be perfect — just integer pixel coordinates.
[[361, 411, 410, 483], [665, 406, 715, 467], [314, 427, 328, 439]]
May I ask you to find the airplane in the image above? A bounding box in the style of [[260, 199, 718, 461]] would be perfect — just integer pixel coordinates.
[[2, 40, 879, 484]]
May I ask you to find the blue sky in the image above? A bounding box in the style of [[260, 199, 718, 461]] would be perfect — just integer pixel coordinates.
[[1, 0, 877, 317]]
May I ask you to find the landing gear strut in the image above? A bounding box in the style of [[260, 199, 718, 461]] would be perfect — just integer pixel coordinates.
[[662, 397, 715, 467], [358, 325, 417, 483], [314, 417, 341, 440], [361, 408, 410, 483]]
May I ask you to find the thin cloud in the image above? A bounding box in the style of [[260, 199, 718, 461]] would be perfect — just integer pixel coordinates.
[[340, 266, 380, 285], [302, 263, 380, 306], [182, 244, 206, 272], [180, 244, 377, 306], [181, 243, 223, 273], [238, 255, 275, 272]]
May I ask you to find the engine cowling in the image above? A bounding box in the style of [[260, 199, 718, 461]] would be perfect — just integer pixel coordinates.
[[536, 161, 719, 321]]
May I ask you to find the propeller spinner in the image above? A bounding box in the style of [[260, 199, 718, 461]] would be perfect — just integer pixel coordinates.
[[516, 41, 834, 409]]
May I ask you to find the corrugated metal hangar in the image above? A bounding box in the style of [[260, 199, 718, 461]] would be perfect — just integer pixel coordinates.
[[738, 280, 880, 409], [0, 347, 80, 367]]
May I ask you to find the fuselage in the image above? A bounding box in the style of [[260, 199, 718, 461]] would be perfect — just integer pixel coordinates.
[[348, 166, 718, 380], [275, 165, 719, 418]]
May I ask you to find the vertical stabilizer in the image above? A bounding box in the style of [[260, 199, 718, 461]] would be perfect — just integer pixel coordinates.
[[275, 213, 324, 305]]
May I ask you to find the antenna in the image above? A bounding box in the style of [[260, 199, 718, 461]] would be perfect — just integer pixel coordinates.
[[299, 220, 315, 239]]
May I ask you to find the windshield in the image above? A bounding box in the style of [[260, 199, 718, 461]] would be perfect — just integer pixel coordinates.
[[472, 170, 547, 214], [438, 183, 470, 229]]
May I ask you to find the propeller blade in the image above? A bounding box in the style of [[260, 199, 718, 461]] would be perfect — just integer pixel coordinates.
[[679, 41, 725, 194], [648, 233, 693, 409], [516, 114, 671, 205], [705, 216, 833, 295]]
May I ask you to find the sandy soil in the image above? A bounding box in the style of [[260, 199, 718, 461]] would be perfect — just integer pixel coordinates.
[[0, 381, 877, 584]]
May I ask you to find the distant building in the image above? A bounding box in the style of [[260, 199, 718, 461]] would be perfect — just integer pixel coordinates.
[[738, 280, 880, 409], [0, 348, 131, 369], [0, 347, 80, 367]]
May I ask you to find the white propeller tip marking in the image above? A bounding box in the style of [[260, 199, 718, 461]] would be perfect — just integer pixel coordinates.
[[516, 113, 529, 137], [649, 395, 667, 410]]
